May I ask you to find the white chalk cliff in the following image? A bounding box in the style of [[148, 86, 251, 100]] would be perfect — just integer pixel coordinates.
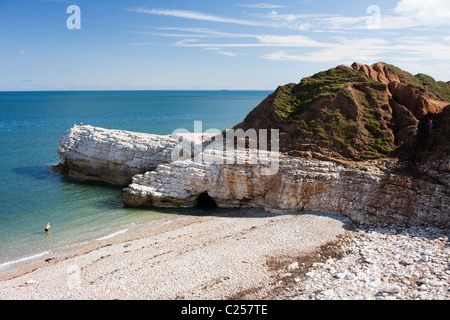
[[54, 125, 449, 228], [53, 125, 178, 185]]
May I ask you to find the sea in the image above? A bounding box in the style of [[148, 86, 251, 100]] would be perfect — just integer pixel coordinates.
[[0, 90, 271, 273]]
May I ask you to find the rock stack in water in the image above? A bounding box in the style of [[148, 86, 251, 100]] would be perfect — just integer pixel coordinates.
[[53, 125, 178, 186]]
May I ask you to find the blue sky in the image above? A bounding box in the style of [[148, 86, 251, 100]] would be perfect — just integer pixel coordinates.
[[1, 0, 449, 90]]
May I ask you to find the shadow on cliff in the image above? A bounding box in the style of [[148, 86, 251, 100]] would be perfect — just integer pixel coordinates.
[[171, 204, 356, 231], [170, 192, 353, 232], [171, 206, 449, 242]]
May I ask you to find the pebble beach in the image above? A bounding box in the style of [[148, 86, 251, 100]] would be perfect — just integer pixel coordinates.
[[274, 223, 449, 300], [0, 208, 448, 300]]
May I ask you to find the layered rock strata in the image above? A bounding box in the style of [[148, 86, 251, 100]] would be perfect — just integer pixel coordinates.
[[53, 125, 449, 227], [53, 125, 178, 185], [122, 151, 449, 228]]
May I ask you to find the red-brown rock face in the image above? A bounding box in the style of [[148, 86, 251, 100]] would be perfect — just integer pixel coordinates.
[[235, 62, 450, 163]]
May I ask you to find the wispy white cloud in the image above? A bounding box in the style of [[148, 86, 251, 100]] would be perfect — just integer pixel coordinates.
[[131, 2, 450, 32], [205, 47, 238, 57], [262, 38, 389, 63], [128, 2, 450, 69], [155, 27, 259, 38], [132, 7, 316, 30], [127, 42, 154, 46], [317, 0, 450, 30], [263, 10, 327, 21], [133, 7, 274, 27], [320, 16, 368, 30], [262, 35, 450, 65], [174, 34, 327, 48], [129, 28, 270, 46], [393, 42, 450, 61], [255, 35, 326, 47], [142, 26, 327, 49], [252, 10, 325, 30], [238, 3, 285, 9], [390, 0, 450, 28]]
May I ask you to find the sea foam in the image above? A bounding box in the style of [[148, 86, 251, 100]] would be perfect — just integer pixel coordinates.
[[96, 229, 128, 241]]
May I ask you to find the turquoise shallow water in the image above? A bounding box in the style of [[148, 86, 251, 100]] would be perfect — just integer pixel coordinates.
[[0, 90, 270, 272]]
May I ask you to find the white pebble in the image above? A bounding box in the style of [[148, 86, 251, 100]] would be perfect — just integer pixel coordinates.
[[286, 262, 299, 271], [383, 285, 401, 294]]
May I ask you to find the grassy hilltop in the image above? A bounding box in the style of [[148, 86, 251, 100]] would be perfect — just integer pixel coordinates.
[[235, 62, 450, 162]]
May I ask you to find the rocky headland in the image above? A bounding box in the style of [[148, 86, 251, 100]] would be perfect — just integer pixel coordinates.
[[53, 62, 450, 229], [2, 62, 448, 301]]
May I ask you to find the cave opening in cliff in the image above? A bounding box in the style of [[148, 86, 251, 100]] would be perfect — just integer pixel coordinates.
[[196, 192, 217, 208]]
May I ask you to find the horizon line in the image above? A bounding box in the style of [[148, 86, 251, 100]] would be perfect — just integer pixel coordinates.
[[0, 89, 274, 93]]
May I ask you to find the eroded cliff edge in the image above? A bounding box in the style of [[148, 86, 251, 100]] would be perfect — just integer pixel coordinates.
[[235, 62, 450, 163], [53, 62, 450, 228], [123, 152, 449, 227], [53, 125, 449, 227], [52, 125, 178, 186]]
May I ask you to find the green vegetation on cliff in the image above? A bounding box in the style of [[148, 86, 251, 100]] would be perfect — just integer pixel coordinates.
[[236, 62, 450, 162], [274, 66, 386, 122], [416, 73, 450, 102], [273, 65, 394, 160], [385, 63, 450, 101], [385, 63, 424, 88]]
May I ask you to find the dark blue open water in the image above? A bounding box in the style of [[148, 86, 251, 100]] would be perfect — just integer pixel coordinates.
[[0, 90, 270, 272]]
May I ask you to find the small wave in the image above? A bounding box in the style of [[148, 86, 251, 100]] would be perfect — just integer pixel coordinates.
[[0, 251, 50, 271], [96, 229, 128, 241]]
